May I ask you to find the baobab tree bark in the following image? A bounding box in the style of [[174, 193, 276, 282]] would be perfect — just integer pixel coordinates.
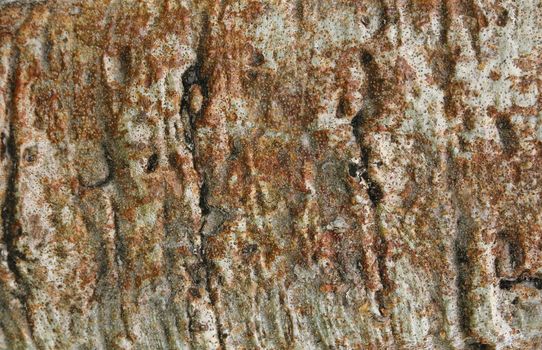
[[0, 0, 541, 349]]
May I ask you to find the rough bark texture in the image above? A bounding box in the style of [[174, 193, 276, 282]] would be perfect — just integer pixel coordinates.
[[0, 0, 541, 349]]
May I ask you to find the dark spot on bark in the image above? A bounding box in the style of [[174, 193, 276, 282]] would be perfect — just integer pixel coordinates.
[[348, 162, 358, 178], [250, 51, 265, 66], [351, 109, 367, 140], [0, 132, 6, 160], [118, 47, 131, 84], [367, 180, 383, 206], [189, 321, 208, 333], [199, 182, 210, 216], [495, 230, 524, 277], [496, 7, 509, 27], [168, 152, 179, 168], [336, 98, 347, 118], [242, 244, 258, 256], [186, 263, 206, 285], [470, 343, 495, 350], [351, 111, 384, 206], [228, 138, 241, 161], [499, 279, 514, 290], [189, 287, 201, 298], [533, 278, 542, 290], [182, 65, 199, 87], [135, 111, 148, 123], [499, 276, 542, 290], [361, 51, 373, 65], [496, 116, 518, 155], [146, 153, 159, 173], [23, 146, 37, 163]]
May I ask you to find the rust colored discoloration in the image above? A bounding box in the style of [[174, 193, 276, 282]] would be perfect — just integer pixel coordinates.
[[0, 0, 541, 349]]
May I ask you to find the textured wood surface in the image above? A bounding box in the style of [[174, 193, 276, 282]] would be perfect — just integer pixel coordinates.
[[0, 1, 542, 349]]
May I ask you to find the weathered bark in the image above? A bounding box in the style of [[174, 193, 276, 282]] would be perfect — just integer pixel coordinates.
[[0, 1, 541, 349]]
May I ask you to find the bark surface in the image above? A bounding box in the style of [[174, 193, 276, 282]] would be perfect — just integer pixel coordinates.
[[0, 1, 542, 349]]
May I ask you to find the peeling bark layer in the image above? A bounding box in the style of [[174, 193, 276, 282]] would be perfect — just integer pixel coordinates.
[[1, 1, 542, 349]]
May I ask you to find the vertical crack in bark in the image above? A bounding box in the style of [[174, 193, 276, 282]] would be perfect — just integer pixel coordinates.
[[454, 213, 473, 337], [351, 49, 389, 320], [181, 13, 227, 348], [440, 0, 471, 343], [197, 177, 227, 349], [1, 45, 23, 302], [0, 31, 36, 347], [0, 43, 39, 350], [351, 50, 384, 208], [111, 202, 131, 343], [495, 116, 519, 156], [161, 198, 187, 347]]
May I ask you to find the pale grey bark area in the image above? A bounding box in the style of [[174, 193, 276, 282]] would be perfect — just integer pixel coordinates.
[[0, 1, 542, 349]]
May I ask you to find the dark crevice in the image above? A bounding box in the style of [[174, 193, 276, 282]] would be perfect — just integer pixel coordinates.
[[361, 51, 373, 65], [350, 111, 384, 207], [180, 60, 208, 152], [353, 50, 385, 209], [145, 153, 159, 173], [366, 179, 383, 207], [0, 13, 52, 346], [494, 230, 524, 277], [242, 244, 258, 256], [180, 14, 210, 154], [0, 132, 6, 160], [22, 146, 37, 164], [198, 181, 210, 216], [351, 110, 366, 140], [469, 342, 495, 350], [250, 50, 265, 67], [1, 41, 28, 302], [454, 215, 472, 336], [227, 138, 241, 161], [495, 116, 518, 155], [186, 301, 197, 345], [118, 46, 131, 85], [350, 48, 389, 321], [348, 161, 358, 178], [499, 276, 542, 291], [335, 97, 348, 119], [42, 39, 52, 72], [2, 115, 23, 295], [495, 6, 509, 27], [439, 3, 472, 341], [182, 14, 227, 349]]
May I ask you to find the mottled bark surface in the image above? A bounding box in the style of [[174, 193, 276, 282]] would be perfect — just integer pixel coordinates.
[[0, 1, 541, 349]]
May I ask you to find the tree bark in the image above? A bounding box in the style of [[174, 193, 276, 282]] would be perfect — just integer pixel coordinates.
[[0, 1, 541, 349]]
